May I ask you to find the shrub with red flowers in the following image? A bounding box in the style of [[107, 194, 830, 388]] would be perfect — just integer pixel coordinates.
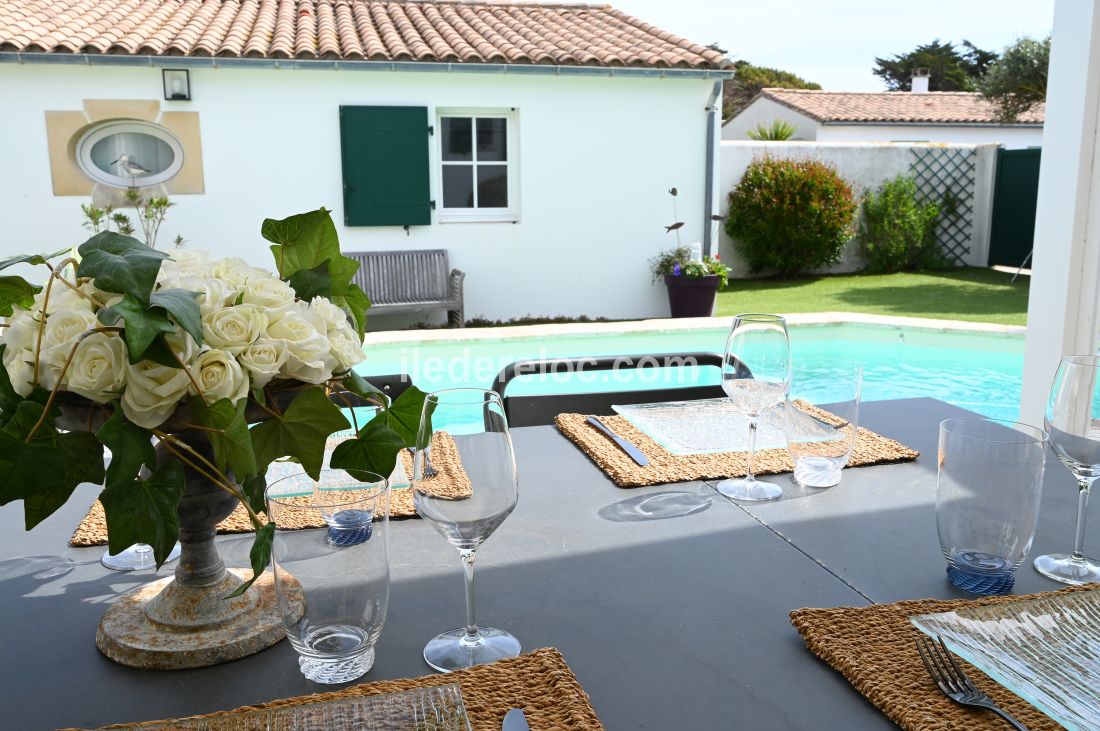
[[725, 156, 857, 277]]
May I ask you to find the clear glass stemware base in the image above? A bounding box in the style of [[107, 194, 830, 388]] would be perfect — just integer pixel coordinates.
[[423, 627, 521, 673], [1033, 553, 1100, 585], [101, 542, 181, 571], [716, 477, 782, 502]]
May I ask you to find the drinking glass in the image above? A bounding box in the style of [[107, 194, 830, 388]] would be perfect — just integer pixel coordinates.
[[267, 469, 390, 684], [101, 541, 181, 571], [1034, 355, 1100, 584], [938, 418, 1047, 594], [413, 389, 520, 672], [717, 313, 791, 501], [784, 364, 862, 488]]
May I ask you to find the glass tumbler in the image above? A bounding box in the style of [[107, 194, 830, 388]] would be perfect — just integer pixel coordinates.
[[784, 364, 862, 488], [937, 418, 1047, 595], [267, 469, 390, 684]]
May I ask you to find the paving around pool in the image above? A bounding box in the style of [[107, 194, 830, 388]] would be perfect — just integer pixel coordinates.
[[359, 313, 1025, 422]]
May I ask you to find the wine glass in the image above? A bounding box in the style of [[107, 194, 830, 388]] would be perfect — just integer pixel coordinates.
[[1034, 355, 1100, 584], [413, 389, 520, 672], [716, 314, 791, 502]]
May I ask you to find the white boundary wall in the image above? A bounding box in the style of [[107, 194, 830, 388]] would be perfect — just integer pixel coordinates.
[[717, 141, 998, 277]]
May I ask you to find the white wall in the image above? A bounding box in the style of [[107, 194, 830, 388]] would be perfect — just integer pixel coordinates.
[[717, 141, 999, 276], [0, 64, 716, 326], [818, 123, 1042, 150], [721, 97, 818, 141]]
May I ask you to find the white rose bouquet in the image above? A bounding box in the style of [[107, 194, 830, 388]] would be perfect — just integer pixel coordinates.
[[0, 208, 424, 594]]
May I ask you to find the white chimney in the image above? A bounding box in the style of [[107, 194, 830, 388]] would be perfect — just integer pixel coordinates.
[[911, 68, 930, 94]]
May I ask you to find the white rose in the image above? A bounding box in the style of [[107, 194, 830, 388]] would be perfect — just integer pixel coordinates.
[[3, 347, 35, 396], [191, 348, 248, 403], [241, 276, 296, 309], [39, 308, 98, 390], [202, 304, 267, 355], [161, 249, 214, 281], [211, 257, 270, 290], [267, 305, 336, 384], [307, 296, 351, 334], [122, 359, 192, 429], [162, 275, 232, 316], [328, 332, 365, 372], [32, 281, 95, 315], [64, 331, 128, 403], [2, 307, 39, 353], [237, 338, 289, 388]]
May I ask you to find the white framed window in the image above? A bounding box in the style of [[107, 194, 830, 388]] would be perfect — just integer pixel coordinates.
[[76, 120, 185, 188], [436, 109, 518, 222]]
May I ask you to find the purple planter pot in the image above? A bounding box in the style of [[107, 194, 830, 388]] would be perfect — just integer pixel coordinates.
[[664, 274, 721, 318]]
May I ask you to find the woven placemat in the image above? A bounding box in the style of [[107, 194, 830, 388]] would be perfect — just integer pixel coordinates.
[[73, 647, 602, 731], [790, 585, 1098, 731], [70, 432, 472, 546], [555, 401, 919, 487]]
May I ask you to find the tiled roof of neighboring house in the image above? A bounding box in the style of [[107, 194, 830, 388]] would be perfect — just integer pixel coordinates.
[[755, 88, 1044, 125], [0, 0, 731, 69]]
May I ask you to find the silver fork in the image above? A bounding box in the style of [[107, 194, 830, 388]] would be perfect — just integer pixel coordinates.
[[915, 635, 1029, 731]]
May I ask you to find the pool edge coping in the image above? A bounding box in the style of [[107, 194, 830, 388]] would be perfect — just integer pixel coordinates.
[[363, 312, 1025, 346]]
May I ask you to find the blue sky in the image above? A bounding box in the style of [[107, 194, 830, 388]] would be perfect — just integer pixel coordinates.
[[611, 0, 1055, 91]]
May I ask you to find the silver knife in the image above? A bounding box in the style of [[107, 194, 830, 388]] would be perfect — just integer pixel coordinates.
[[502, 708, 530, 731], [586, 416, 650, 466]]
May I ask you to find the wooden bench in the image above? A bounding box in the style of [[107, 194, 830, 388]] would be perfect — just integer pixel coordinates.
[[346, 249, 465, 327]]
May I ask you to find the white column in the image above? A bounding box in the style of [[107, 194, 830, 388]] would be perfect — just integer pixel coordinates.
[[1020, 0, 1100, 423]]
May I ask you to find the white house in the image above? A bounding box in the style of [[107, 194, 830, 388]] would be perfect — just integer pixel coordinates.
[[722, 87, 1044, 149], [0, 0, 733, 326]]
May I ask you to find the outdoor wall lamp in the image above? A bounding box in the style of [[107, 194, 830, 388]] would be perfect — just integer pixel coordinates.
[[162, 69, 191, 101]]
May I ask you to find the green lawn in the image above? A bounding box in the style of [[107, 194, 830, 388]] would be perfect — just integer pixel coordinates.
[[715, 267, 1030, 326]]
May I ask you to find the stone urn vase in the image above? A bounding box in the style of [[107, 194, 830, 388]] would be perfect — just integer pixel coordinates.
[[664, 274, 722, 318], [59, 401, 304, 670]]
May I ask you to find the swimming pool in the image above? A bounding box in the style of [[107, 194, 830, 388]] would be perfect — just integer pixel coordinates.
[[358, 322, 1025, 421]]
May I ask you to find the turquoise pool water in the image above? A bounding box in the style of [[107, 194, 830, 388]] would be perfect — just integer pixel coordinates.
[[358, 324, 1024, 421]]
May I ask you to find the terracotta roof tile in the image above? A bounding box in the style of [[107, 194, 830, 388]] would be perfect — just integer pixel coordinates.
[[759, 88, 1044, 125], [0, 0, 731, 68]]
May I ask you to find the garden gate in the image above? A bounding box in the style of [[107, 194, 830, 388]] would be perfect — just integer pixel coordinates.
[[988, 148, 1042, 267]]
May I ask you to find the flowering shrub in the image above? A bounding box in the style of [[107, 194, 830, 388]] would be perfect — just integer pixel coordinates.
[[650, 246, 731, 287], [0, 208, 424, 593], [725, 157, 857, 276]]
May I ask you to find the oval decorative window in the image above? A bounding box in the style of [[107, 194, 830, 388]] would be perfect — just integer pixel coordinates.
[[76, 120, 184, 188]]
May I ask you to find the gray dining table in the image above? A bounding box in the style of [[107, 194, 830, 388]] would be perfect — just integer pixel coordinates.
[[0, 397, 1090, 730]]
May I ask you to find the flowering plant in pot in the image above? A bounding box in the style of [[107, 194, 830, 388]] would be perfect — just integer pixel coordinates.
[[0, 207, 424, 668], [650, 189, 730, 318]]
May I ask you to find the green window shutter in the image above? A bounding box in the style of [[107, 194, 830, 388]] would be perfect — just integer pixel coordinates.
[[339, 106, 432, 227]]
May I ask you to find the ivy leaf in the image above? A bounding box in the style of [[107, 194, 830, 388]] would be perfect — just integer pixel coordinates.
[[242, 473, 267, 517], [0, 247, 71, 273], [226, 522, 275, 599], [250, 387, 350, 480], [262, 208, 341, 280], [100, 459, 184, 568], [342, 371, 390, 408], [190, 398, 256, 481], [329, 420, 406, 478], [150, 288, 203, 347], [0, 431, 66, 508], [98, 294, 175, 362], [139, 335, 185, 369], [0, 276, 40, 317], [76, 231, 168, 306], [367, 385, 427, 445], [287, 261, 332, 302], [25, 432, 105, 530], [331, 283, 371, 339], [1, 399, 55, 442], [96, 407, 156, 485]]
